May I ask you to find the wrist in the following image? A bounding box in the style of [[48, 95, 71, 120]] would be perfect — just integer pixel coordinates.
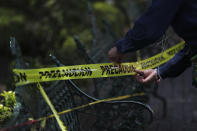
[[154, 68, 161, 82], [116, 38, 127, 54]]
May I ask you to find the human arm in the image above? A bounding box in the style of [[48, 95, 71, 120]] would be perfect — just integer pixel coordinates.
[[134, 44, 197, 83], [116, 0, 184, 54], [158, 44, 196, 79], [109, 0, 184, 62]]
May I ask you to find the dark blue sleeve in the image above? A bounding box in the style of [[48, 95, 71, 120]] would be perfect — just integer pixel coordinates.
[[116, 0, 184, 53], [158, 44, 197, 79]]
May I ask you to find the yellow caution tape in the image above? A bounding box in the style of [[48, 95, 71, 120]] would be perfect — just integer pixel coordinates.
[[37, 83, 68, 131], [13, 41, 185, 86], [38, 92, 145, 122]]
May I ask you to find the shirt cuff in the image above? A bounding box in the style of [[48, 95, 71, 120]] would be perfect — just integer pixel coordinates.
[[115, 38, 127, 54], [155, 67, 163, 80]]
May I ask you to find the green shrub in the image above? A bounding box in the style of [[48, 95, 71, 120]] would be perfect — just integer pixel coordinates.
[[0, 91, 16, 123]]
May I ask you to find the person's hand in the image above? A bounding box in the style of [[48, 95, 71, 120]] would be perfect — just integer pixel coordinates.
[[134, 68, 160, 84], [108, 47, 124, 63]]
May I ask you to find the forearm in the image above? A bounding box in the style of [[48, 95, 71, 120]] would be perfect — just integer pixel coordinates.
[[158, 44, 197, 79], [116, 0, 184, 54]]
